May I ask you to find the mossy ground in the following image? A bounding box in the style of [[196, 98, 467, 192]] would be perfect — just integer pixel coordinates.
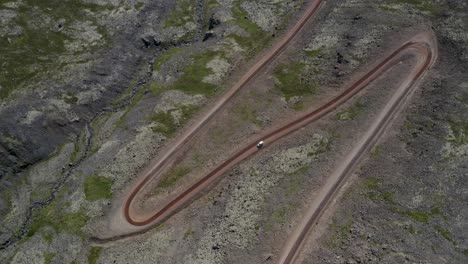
[[84, 175, 113, 201], [228, 1, 271, 55], [446, 121, 468, 146], [27, 200, 88, 239], [398, 207, 445, 224], [153, 48, 184, 72], [0, 0, 110, 99], [171, 50, 225, 96], [43, 252, 56, 264], [88, 247, 102, 264], [150, 104, 199, 137]]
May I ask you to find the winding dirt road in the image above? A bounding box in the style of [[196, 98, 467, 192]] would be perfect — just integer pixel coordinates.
[[118, 0, 325, 228], [98, 1, 438, 262]]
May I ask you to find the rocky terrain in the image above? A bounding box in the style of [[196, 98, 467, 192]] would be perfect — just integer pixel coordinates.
[[0, 0, 466, 263]]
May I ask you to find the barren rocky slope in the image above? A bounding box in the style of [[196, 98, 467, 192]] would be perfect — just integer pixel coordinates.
[[0, 0, 466, 263]]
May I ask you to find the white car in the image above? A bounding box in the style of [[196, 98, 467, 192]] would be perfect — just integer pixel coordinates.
[[256, 140, 264, 149]]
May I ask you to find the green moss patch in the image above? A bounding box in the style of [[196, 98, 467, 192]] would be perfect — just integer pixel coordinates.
[[435, 225, 454, 243], [150, 104, 199, 137], [27, 201, 88, 239], [399, 207, 444, 224], [183, 227, 195, 240], [153, 48, 184, 72], [44, 252, 56, 264], [364, 177, 382, 190], [88, 247, 102, 264], [84, 175, 113, 201], [304, 48, 322, 58], [273, 62, 317, 102], [170, 50, 224, 96], [150, 110, 177, 137], [447, 121, 468, 146], [228, 2, 271, 54]]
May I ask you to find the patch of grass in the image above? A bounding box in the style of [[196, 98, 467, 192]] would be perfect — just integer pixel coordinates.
[[44, 252, 56, 264], [228, 1, 271, 54], [148, 82, 166, 95], [337, 102, 366, 121], [363, 177, 397, 204], [150, 110, 177, 137], [170, 50, 223, 96], [42, 230, 54, 244], [399, 207, 444, 224], [153, 48, 184, 72], [179, 104, 200, 124], [273, 62, 317, 101], [88, 247, 102, 264], [435, 225, 453, 243], [371, 145, 381, 157], [157, 166, 192, 190], [150, 104, 200, 137], [84, 175, 113, 201], [27, 201, 88, 239], [304, 48, 322, 58], [111, 79, 138, 108], [446, 121, 468, 146], [164, 0, 196, 28]]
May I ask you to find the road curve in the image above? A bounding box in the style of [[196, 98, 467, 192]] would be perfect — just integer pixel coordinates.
[[120, 0, 324, 226], [279, 32, 438, 264], [95, 2, 437, 253], [123, 32, 437, 229]]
